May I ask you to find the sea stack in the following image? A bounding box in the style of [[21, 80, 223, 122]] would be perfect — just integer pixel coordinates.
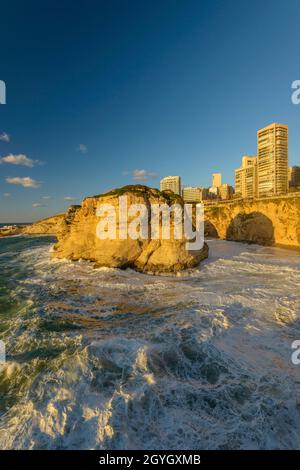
[[52, 185, 209, 273]]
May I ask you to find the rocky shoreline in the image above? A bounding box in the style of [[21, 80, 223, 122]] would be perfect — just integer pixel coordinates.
[[1, 186, 209, 274], [204, 195, 300, 248], [3, 186, 300, 271], [0, 213, 66, 238]]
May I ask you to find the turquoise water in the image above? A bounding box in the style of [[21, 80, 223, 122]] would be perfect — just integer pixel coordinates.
[[0, 235, 300, 449]]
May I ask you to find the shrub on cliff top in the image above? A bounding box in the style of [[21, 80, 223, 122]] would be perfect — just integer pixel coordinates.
[[89, 185, 183, 206]]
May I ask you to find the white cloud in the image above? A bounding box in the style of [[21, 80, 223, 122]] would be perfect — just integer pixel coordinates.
[[6, 176, 41, 188], [32, 203, 46, 208], [132, 169, 157, 181], [3, 192, 11, 197], [0, 132, 10, 142], [64, 196, 77, 201], [77, 144, 87, 154], [0, 154, 40, 167], [42, 196, 51, 200]]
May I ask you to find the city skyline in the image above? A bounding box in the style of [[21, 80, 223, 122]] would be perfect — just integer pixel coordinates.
[[1, 118, 299, 221], [160, 121, 297, 203], [1, 1, 300, 222]]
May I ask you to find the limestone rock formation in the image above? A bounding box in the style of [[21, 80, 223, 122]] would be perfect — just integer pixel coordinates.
[[226, 212, 274, 245], [22, 213, 66, 236], [52, 185, 209, 273], [204, 196, 300, 248], [0, 214, 65, 238]]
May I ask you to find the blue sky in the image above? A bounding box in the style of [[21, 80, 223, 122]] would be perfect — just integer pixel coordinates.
[[0, 0, 300, 222]]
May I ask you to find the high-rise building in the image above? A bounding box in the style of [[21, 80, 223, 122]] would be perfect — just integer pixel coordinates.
[[234, 167, 244, 198], [245, 162, 257, 198], [212, 173, 222, 188], [160, 176, 181, 195], [208, 173, 222, 198], [289, 166, 300, 188], [257, 123, 288, 197], [182, 187, 208, 202], [234, 156, 257, 198]]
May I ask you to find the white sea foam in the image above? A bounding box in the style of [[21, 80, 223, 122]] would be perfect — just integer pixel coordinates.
[[0, 238, 300, 449]]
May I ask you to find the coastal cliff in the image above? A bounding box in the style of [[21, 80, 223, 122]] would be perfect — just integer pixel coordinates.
[[0, 214, 65, 238], [52, 186, 209, 273], [22, 213, 66, 236], [204, 195, 300, 248], [2, 190, 299, 268]]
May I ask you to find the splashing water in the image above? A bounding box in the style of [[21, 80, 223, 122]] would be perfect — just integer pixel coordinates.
[[0, 235, 300, 449]]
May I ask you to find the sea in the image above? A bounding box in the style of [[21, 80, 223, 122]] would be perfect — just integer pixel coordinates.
[[0, 234, 300, 450]]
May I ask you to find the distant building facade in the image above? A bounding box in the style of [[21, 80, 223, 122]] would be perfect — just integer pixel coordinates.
[[160, 176, 181, 195], [219, 183, 234, 200], [208, 172, 222, 198], [182, 186, 208, 202], [208, 186, 219, 197], [212, 173, 222, 188], [289, 166, 300, 188], [257, 123, 288, 197], [235, 156, 257, 198]]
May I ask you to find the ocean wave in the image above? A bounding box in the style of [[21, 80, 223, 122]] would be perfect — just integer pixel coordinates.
[[0, 237, 300, 449]]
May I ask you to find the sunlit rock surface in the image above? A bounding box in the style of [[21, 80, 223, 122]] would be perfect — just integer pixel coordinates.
[[52, 185, 208, 273]]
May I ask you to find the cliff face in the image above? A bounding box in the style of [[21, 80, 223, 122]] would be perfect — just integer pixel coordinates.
[[205, 196, 300, 248], [52, 186, 209, 273], [0, 214, 65, 238], [22, 213, 66, 236]]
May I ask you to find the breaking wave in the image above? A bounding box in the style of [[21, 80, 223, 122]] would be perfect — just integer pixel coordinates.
[[0, 236, 300, 449]]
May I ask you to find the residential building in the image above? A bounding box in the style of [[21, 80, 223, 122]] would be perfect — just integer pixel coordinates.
[[212, 173, 222, 188], [289, 166, 300, 188], [234, 156, 257, 198], [208, 186, 219, 197], [182, 186, 208, 202], [245, 162, 257, 198], [234, 167, 244, 198], [219, 183, 234, 200], [257, 123, 288, 197], [160, 176, 181, 195]]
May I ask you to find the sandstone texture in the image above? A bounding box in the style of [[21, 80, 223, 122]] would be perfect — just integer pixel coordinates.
[[52, 186, 209, 273], [0, 214, 65, 238], [22, 214, 66, 236], [3, 188, 298, 269], [204, 196, 300, 248]]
